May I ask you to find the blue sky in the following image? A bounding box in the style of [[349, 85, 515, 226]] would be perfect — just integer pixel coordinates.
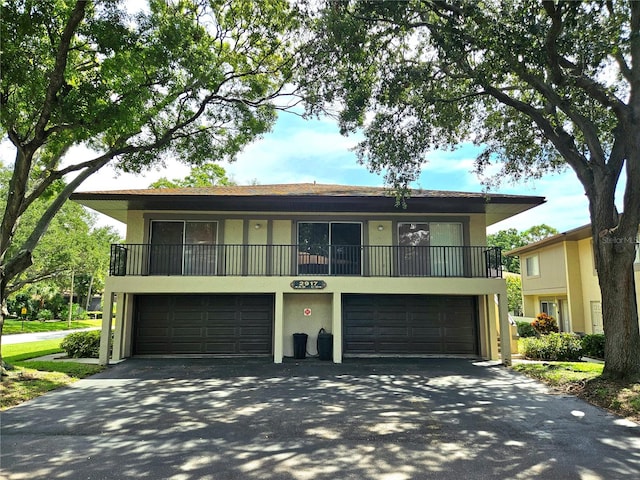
[[78, 111, 596, 235]]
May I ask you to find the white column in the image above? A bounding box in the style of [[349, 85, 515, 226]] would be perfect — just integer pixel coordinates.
[[497, 283, 512, 366], [111, 293, 130, 362], [332, 292, 342, 363], [99, 291, 114, 365], [273, 291, 284, 363]]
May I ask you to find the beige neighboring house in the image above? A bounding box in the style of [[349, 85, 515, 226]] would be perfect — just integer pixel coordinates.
[[71, 183, 544, 365], [506, 224, 640, 335]]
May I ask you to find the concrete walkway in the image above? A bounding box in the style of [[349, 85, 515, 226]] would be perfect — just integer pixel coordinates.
[[3, 327, 100, 345], [2, 357, 639, 479]]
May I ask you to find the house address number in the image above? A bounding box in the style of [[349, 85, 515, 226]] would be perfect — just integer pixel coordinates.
[[290, 280, 327, 290]]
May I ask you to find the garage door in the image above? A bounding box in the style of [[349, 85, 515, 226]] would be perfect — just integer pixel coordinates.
[[343, 294, 478, 355], [134, 294, 273, 355]]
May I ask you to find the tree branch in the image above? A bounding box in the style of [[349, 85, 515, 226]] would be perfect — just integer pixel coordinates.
[[29, 0, 87, 148]]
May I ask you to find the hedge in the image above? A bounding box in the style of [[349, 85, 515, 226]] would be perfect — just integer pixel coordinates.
[[518, 333, 583, 361]]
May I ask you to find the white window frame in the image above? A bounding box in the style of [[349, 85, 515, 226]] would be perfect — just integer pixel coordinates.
[[525, 254, 540, 277]]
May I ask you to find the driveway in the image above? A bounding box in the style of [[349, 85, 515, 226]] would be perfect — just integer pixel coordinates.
[[1, 358, 639, 480]]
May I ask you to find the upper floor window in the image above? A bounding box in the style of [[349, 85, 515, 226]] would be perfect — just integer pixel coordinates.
[[525, 254, 540, 277], [398, 222, 463, 276], [297, 222, 362, 275], [150, 221, 218, 275]]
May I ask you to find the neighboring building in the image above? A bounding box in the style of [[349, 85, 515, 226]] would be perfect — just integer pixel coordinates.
[[71, 183, 544, 365], [506, 224, 640, 334]]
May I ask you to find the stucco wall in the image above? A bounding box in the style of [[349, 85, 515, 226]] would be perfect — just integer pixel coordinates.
[[125, 211, 145, 243], [282, 293, 333, 358], [521, 244, 567, 294]]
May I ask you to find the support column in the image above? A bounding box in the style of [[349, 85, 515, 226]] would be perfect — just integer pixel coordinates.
[[332, 292, 342, 363], [273, 291, 284, 363], [111, 294, 131, 362], [497, 284, 512, 366], [99, 291, 114, 366]]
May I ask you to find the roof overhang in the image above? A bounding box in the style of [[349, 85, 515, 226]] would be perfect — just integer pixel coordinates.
[[506, 224, 593, 256], [71, 185, 545, 226]]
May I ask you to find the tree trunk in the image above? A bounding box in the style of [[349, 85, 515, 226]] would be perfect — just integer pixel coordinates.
[[594, 226, 640, 380], [1, 284, 8, 377]]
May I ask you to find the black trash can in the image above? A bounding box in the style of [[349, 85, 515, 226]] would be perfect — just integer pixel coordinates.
[[293, 333, 308, 359], [317, 328, 333, 361]]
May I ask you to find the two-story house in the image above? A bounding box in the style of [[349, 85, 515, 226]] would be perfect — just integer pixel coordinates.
[[507, 224, 640, 334], [71, 183, 544, 365]]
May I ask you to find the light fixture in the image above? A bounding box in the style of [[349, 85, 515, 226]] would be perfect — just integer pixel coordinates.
[[254, 223, 261, 229], [377, 225, 384, 231]]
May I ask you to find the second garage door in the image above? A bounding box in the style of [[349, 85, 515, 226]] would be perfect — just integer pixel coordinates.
[[134, 294, 273, 355], [343, 294, 478, 355]]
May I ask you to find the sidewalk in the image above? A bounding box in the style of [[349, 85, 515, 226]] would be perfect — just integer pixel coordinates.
[[3, 327, 100, 345]]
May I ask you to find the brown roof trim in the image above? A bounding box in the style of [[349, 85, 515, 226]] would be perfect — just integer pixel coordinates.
[[72, 182, 541, 200], [71, 183, 545, 220], [505, 223, 593, 256]]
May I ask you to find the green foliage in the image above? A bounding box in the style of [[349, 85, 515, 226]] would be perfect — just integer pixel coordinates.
[[36, 309, 54, 321], [505, 275, 522, 315], [0, 0, 299, 351], [60, 331, 101, 358], [518, 333, 583, 361], [149, 163, 236, 188], [488, 225, 558, 273], [60, 304, 88, 322], [582, 334, 606, 359], [1, 162, 121, 297], [531, 313, 559, 335], [516, 320, 536, 339]]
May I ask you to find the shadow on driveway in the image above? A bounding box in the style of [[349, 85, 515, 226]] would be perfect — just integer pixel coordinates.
[[2, 358, 639, 479]]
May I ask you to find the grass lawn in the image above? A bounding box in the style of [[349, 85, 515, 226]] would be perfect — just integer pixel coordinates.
[[512, 362, 640, 423], [3, 318, 102, 335], [1, 339, 105, 410]]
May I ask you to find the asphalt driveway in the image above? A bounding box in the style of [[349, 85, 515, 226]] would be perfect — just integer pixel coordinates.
[[2, 358, 639, 480]]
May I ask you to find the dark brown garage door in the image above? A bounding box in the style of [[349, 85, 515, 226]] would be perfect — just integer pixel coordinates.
[[343, 294, 478, 355], [134, 294, 273, 355]]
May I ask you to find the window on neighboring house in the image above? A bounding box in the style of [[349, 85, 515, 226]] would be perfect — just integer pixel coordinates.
[[540, 300, 557, 319], [525, 255, 540, 277], [149, 220, 218, 275], [297, 222, 362, 275]]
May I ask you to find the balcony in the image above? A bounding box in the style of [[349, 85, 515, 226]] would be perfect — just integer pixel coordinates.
[[110, 244, 502, 278]]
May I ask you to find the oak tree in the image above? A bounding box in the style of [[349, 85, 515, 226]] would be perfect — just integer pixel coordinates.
[[0, 0, 298, 371], [300, 1, 640, 379]]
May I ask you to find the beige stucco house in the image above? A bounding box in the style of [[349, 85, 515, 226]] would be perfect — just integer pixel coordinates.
[[507, 224, 640, 334], [71, 183, 544, 365]]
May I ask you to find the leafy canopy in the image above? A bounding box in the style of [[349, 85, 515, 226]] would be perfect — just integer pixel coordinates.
[[488, 224, 558, 273], [149, 163, 235, 188]]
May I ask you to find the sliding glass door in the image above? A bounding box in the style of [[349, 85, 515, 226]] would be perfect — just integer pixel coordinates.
[[297, 222, 362, 275], [150, 221, 217, 275], [398, 222, 463, 276]]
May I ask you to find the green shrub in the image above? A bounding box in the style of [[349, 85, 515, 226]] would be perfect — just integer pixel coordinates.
[[60, 303, 88, 321], [516, 321, 536, 338], [518, 333, 583, 361], [581, 334, 605, 359], [36, 309, 54, 321], [531, 312, 559, 335], [60, 331, 101, 358]]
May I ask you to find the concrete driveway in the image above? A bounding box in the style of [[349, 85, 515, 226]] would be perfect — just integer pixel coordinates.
[[1, 358, 639, 480]]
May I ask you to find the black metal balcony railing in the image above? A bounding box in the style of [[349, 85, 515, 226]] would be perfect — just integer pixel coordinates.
[[110, 244, 502, 278]]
